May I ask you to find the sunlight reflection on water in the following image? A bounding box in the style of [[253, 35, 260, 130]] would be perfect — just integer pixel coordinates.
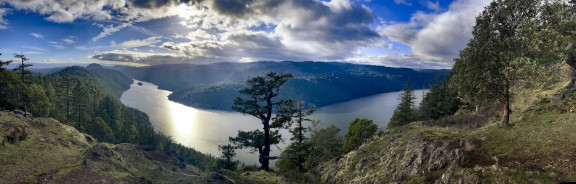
[[120, 80, 424, 166]]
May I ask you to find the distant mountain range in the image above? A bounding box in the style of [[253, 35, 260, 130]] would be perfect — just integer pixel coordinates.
[[116, 61, 450, 110]]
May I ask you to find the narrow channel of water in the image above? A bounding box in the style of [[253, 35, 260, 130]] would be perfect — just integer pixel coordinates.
[[120, 80, 425, 165]]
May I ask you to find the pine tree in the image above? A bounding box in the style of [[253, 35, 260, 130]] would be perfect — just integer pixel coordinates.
[[388, 80, 417, 129], [13, 53, 32, 116], [230, 72, 297, 170], [277, 100, 315, 172], [218, 144, 238, 170], [290, 100, 314, 144], [419, 75, 460, 120], [450, 0, 566, 125], [0, 53, 13, 70]]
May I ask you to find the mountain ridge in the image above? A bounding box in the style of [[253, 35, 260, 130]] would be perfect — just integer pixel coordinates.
[[116, 61, 449, 110]]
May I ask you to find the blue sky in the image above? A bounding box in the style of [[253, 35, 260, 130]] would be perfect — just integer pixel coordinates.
[[0, 0, 492, 69]]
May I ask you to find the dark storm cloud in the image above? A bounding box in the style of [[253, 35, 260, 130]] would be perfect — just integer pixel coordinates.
[[131, 0, 204, 9]]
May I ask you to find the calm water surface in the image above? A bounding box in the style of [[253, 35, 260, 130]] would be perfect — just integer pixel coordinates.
[[120, 80, 425, 165]]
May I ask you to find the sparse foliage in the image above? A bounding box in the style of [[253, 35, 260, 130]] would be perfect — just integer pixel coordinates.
[[0, 53, 13, 70]]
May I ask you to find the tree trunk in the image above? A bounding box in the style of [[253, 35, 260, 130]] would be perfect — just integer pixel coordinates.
[[502, 82, 510, 125], [261, 123, 270, 170]]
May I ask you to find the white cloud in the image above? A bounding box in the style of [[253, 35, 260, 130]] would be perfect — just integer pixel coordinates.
[[394, 0, 412, 6], [52, 45, 66, 49], [62, 38, 76, 44], [30, 33, 44, 39], [156, 0, 379, 64], [0, 8, 8, 29], [23, 51, 43, 55], [0, 0, 203, 41], [92, 23, 132, 41], [2, 0, 494, 69], [379, 0, 492, 61], [425, 1, 441, 12], [22, 46, 45, 51], [114, 36, 162, 48], [0, 0, 123, 23], [348, 52, 452, 69], [76, 46, 88, 50]]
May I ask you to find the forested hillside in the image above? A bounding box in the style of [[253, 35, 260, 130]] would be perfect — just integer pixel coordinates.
[[0, 111, 289, 183], [118, 61, 449, 109], [0, 62, 224, 171], [305, 0, 576, 183]]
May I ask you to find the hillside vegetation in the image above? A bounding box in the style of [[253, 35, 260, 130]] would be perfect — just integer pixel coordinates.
[[302, 60, 576, 183], [305, 0, 576, 183], [0, 63, 225, 172], [118, 61, 449, 110], [0, 111, 288, 184]]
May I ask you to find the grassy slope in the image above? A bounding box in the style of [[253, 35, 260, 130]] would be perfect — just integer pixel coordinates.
[[314, 64, 576, 183], [0, 111, 288, 184]]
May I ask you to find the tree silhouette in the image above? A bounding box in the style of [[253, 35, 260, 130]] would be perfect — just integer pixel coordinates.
[[230, 72, 297, 170], [13, 53, 32, 83], [0, 53, 13, 70]]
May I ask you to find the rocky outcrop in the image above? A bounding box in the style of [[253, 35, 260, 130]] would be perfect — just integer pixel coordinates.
[[0, 111, 29, 145], [314, 127, 480, 183]]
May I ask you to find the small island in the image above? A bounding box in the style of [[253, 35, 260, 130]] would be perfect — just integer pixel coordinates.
[[137, 82, 143, 86]]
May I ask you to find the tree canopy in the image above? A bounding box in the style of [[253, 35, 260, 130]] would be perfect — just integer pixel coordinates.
[[343, 118, 377, 152], [388, 81, 417, 129], [230, 72, 297, 170], [450, 0, 570, 124]]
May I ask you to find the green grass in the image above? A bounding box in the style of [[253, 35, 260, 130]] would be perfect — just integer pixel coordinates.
[[0, 113, 89, 183]]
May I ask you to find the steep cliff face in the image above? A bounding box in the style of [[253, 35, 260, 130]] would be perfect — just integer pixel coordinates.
[[0, 111, 287, 184]]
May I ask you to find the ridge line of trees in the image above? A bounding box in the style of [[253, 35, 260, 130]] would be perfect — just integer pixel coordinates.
[[0, 58, 225, 171]]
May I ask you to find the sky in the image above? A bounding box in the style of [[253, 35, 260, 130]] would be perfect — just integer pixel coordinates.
[[0, 0, 493, 69]]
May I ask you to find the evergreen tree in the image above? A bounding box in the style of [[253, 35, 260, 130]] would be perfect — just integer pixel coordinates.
[[12, 53, 32, 83], [218, 144, 238, 170], [229, 129, 281, 166], [0, 52, 16, 110], [450, 0, 567, 125], [89, 117, 114, 142], [0, 53, 13, 70], [303, 121, 343, 169], [230, 72, 297, 170], [388, 80, 417, 129], [61, 67, 71, 123], [290, 100, 315, 144], [281, 100, 315, 171], [343, 118, 377, 152], [12, 53, 32, 116], [419, 75, 460, 120]]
